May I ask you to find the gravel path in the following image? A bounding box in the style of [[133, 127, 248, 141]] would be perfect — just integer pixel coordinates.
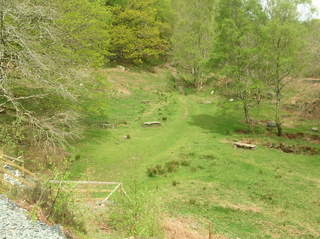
[[0, 195, 66, 239]]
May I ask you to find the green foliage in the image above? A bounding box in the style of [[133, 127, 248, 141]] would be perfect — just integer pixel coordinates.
[[302, 19, 320, 77], [0, 0, 114, 148], [211, 0, 266, 123], [261, 0, 306, 78], [108, 0, 170, 65], [0, 0, 81, 147], [147, 159, 190, 177], [15, 179, 85, 232], [74, 71, 110, 126], [172, 0, 216, 89], [108, 184, 163, 238], [53, 0, 111, 67], [260, 0, 310, 135], [70, 70, 320, 238]]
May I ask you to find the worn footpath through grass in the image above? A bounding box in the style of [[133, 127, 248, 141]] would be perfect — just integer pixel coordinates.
[[69, 70, 320, 239]]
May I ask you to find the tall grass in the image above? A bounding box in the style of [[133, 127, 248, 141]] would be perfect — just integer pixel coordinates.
[[108, 182, 164, 238]]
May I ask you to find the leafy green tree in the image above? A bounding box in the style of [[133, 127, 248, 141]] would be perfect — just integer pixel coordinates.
[[261, 0, 311, 136], [211, 0, 266, 124], [53, 0, 111, 67], [301, 19, 320, 77], [172, 0, 216, 90], [108, 0, 170, 65]]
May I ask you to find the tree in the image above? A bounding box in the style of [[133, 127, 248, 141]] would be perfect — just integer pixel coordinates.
[[53, 0, 111, 67], [172, 0, 216, 90], [211, 0, 266, 124], [108, 0, 170, 65], [261, 0, 311, 136], [302, 19, 320, 77], [0, 0, 82, 148]]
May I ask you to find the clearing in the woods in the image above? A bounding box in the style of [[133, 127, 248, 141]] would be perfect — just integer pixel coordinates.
[[69, 69, 320, 239]]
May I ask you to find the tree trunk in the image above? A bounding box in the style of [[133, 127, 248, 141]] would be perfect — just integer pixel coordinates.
[[243, 99, 250, 125], [275, 80, 282, 136], [241, 86, 251, 126], [0, 7, 5, 83]]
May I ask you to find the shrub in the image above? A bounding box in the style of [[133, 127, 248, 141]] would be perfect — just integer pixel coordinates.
[[180, 159, 191, 167], [147, 160, 191, 177], [147, 164, 166, 177], [108, 184, 163, 238], [17, 180, 85, 232], [164, 160, 180, 173]]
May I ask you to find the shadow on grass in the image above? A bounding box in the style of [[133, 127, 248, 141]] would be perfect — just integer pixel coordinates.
[[189, 105, 249, 135]]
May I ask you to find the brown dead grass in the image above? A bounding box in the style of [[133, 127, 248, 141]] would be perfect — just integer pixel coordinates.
[[285, 77, 320, 120], [116, 87, 132, 96], [163, 217, 228, 239], [219, 202, 262, 214]]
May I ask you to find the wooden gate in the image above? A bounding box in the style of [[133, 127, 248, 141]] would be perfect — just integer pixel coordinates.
[[49, 180, 127, 205]]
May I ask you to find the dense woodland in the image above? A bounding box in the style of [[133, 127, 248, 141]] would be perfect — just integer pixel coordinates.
[[0, 0, 320, 238]]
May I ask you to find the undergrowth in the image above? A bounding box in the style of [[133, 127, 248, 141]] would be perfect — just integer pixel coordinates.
[[147, 159, 191, 177], [107, 183, 164, 238], [10, 174, 86, 233]]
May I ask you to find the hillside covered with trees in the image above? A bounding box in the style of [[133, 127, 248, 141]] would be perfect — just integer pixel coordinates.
[[0, 0, 319, 238]]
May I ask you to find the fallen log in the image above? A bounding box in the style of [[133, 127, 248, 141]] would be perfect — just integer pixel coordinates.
[[234, 142, 256, 150], [143, 121, 161, 127]]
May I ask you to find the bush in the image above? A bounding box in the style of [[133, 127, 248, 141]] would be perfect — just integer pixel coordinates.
[[108, 184, 163, 238], [147, 164, 166, 177], [164, 160, 180, 173], [17, 180, 85, 232], [147, 160, 191, 177]]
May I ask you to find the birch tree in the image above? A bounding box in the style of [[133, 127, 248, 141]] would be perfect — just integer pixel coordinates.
[[261, 0, 311, 136], [172, 0, 216, 90], [211, 0, 265, 124]]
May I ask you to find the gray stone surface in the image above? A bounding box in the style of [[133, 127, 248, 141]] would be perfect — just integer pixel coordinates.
[[0, 195, 65, 239]]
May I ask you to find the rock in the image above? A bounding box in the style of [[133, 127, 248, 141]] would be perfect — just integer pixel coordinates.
[[124, 134, 131, 139], [234, 142, 257, 150], [0, 196, 66, 239], [311, 127, 319, 132], [143, 121, 161, 127], [101, 123, 113, 128], [117, 65, 126, 72], [266, 121, 277, 128], [3, 165, 23, 186]]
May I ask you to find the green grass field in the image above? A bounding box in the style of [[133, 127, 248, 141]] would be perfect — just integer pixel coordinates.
[[69, 69, 320, 239]]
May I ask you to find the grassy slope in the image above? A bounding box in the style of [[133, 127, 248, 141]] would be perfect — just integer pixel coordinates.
[[70, 69, 320, 239]]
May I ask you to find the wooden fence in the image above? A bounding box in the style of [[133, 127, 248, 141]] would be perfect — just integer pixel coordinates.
[[49, 180, 128, 205], [0, 153, 37, 188], [0, 152, 126, 205]]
